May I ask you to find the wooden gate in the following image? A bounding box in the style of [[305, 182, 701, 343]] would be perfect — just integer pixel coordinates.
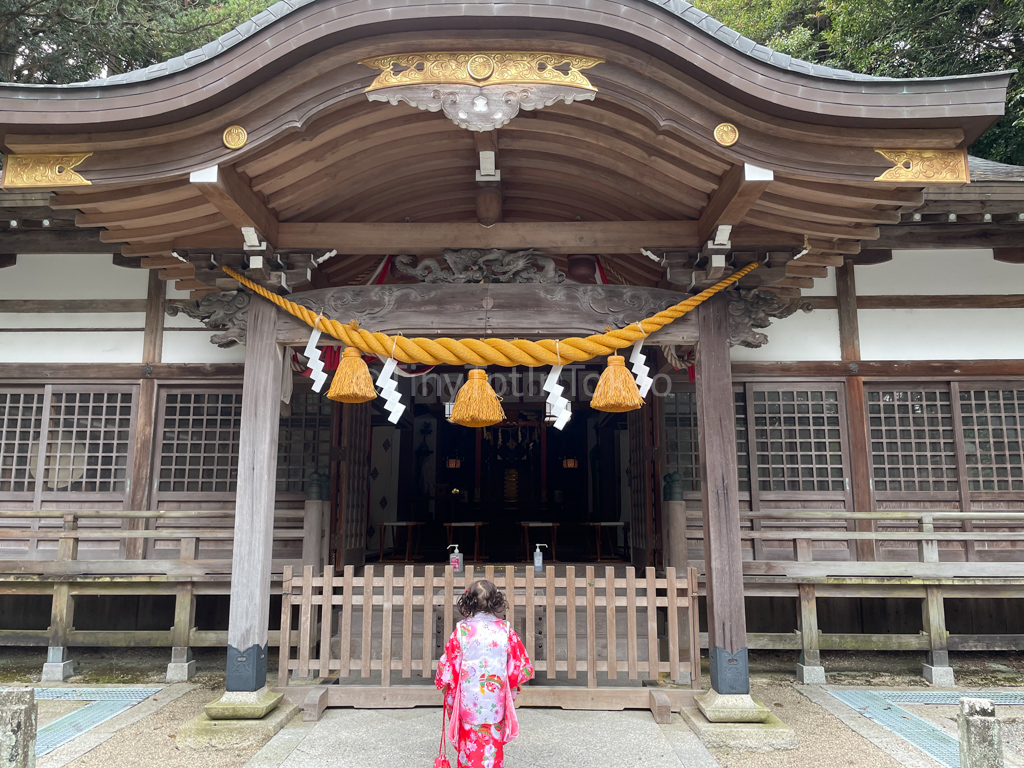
[[278, 564, 701, 720]]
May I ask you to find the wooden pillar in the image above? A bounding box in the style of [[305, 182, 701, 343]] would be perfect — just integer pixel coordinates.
[[836, 262, 877, 561], [225, 299, 283, 692], [696, 293, 749, 695], [42, 514, 79, 681]]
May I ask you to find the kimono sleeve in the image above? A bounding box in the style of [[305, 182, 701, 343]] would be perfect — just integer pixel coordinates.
[[435, 627, 462, 690], [506, 624, 534, 693]]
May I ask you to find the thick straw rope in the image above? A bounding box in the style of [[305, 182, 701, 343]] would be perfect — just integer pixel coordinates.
[[221, 262, 759, 367]]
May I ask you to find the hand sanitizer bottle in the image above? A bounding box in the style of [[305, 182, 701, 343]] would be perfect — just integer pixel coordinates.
[[533, 543, 548, 573], [448, 543, 463, 573]]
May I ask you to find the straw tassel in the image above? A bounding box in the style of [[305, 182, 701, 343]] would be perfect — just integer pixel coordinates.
[[591, 355, 644, 412], [327, 347, 377, 403], [450, 369, 505, 427]]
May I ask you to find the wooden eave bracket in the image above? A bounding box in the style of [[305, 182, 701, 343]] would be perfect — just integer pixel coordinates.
[[698, 163, 774, 245], [190, 164, 280, 250]]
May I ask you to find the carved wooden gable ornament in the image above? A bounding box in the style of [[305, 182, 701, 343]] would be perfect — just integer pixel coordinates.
[[359, 52, 604, 131]]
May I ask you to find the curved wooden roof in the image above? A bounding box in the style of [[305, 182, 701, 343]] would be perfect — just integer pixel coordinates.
[[0, 0, 1011, 294]]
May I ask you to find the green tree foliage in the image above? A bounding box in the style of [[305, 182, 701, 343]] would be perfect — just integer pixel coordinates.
[[0, 0, 272, 84], [693, 0, 1024, 165]]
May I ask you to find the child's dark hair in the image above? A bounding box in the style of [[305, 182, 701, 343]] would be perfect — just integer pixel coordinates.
[[457, 579, 508, 618]]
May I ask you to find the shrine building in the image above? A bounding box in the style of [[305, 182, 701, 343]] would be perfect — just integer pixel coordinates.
[[1, 0, 1023, 724]]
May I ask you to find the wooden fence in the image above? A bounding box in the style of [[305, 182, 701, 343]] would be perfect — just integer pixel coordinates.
[[278, 564, 700, 720]]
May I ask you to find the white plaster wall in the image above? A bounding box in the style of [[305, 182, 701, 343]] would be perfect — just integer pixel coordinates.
[[729, 309, 842, 362], [859, 308, 1024, 360], [162, 332, 247, 363], [854, 249, 1016, 295], [1, 253, 143, 298], [0, 332, 145, 362]]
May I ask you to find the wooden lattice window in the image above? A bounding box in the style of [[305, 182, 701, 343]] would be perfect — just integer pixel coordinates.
[[44, 391, 134, 493], [660, 386, 748, 493], [157, 390, 243, 495], [959, 387, 1024, 492], [0, 391, 44, 494], [867, 386, 958, 493], [751, 386, 846, 492], [277, 390, 334, 494]]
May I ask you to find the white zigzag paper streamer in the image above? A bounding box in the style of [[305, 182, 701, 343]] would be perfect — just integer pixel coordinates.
[[376, 357, 406, 424], [302, 327, 328, 393], [629, 340, 653, 398], [543, 365, 572, 430]]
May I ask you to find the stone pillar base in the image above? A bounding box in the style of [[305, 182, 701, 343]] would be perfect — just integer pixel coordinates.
[[923, 664, 956, 687], [167, 660, 196, 683], [696, 690, 771, 723], [796, 663, 826, 685], [41, 661, 74, 682], [205, 685, 283, 720]]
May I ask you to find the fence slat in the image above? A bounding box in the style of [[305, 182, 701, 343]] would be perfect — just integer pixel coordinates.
[[339, 565, 354, 677], [586, 565, 596, 689], [298, 564, 314, 679], [566, 565, 577, 679], [646, 567, 659, 679], [319, 564, 333, 678], [278, 565, 293, 688], [626, 568, 638, 679], [504, 565, 515, 629], [688, 567, 701, 691], [605, 565, 617, 680], [361, 564, 374, 678], [545, 565, 556, 680], [422, 565, 435, 679], [443, 566, 454, 645], [525, 567, 536, 662], [402, 565, 414, 678], [382, 566, 394, 687], [666, 567, 680, 682]]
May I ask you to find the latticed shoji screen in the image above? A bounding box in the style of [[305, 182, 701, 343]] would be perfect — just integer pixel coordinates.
[[154, 386, 335, 500], [277, 390, 334, 493], [0, 390, 45, 496], [959, 385, 1024, 492], [866, 385, 958, 493], [749, 385, 848, 493], [660, 386, 749, 493], [0, 386, 136, 501]]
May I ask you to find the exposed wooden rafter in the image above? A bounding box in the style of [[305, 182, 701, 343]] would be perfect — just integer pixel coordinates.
[[190, 165, 280, 249], [697, 163, 773, 244]]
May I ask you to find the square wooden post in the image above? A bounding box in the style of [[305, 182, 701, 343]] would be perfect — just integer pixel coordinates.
[[695, 293, 750, 696], [223, 298, 284, 696]]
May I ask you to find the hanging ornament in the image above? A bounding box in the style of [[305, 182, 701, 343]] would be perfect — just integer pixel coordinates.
[[591, 355, 644, 413], [327, 347, 377, 403], [302, 316, 328, 393], [543, 366, 572, 430], [450, 369, 506, 428], [376, 356, 406, 424], [629, 340, 653, 398]]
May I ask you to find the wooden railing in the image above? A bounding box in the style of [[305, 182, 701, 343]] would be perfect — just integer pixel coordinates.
[[684, 507, 1024, 658], [278, 563, 701, 720], [0, 508, 313, 649]]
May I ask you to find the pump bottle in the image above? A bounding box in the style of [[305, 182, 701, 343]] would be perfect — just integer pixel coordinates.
[[533, 543, 548, 573], [448, 543, 463, 573]]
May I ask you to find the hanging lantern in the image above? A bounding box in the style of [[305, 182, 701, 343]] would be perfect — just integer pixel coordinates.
[[562, 457, 579, 469], [446, 457, 462, 469], [450, 369, 505, 428], [326, 347, 377, 403], [591, 354, 644, 413]]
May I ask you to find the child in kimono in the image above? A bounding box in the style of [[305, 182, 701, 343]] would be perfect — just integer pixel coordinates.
[[435, 579, 534, 768]]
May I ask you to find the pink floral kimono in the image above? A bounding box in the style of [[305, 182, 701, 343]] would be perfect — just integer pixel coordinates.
[[435, 613, 534, 768]]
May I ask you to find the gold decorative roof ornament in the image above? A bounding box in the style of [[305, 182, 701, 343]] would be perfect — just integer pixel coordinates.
[[1, 153, 92, 188], [360, 52, 604, 91], [714, 123, 739, 147], [222, 125, 248, 150], [359, 52, 604, 132], [874, 149, 969, 184]]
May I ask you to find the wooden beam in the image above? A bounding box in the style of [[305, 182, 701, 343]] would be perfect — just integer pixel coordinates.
[[698, 163, 773, 244], [994, 247, 1024, 264], [0, 299, 147, 313], [0, 362, 244, 380], [0, 255, 16, 269], [731, 360, 1024, 377], [875, 224, 1024, 249], [851, 249, 893, 266], [805, 294, 1024, 310], [696, 292, 749, 695], [0, 230, 112, 254], [835, 262, 860, 362], [269, 221, 700, 253], [190, 165, 279, 248]]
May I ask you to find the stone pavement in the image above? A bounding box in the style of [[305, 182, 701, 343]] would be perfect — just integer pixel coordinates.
[[244, 708, 722, 768]]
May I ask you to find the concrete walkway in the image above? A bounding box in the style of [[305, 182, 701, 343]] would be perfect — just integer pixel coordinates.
[[244, 708, 722, 768]]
